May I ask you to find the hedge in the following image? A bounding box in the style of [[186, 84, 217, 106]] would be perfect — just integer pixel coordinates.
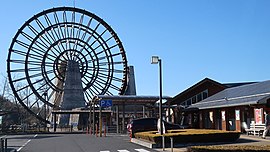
[[134, 129, 241, 145], [188, 145, 270, 152]]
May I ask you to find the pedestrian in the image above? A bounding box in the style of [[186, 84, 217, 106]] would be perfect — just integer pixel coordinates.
[[262, 110, 270, 139]]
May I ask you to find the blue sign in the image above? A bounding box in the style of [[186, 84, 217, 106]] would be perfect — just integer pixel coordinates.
[[100, 100, 113, 107]]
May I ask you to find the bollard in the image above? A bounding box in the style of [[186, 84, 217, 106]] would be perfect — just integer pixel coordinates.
[[104, 126, 106, 137], [162, 135, 165, 151], [90, 127, 92, 135], [170, 137, 173, 152], [96, 124, 98, 137]]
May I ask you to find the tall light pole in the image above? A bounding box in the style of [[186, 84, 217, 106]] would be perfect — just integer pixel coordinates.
[[151, 56, 163, 135]]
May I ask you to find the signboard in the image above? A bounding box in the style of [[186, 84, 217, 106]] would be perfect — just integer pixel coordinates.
[[157, 118, 166, 134], [255, 108, 263, 124], [221, 111, 226, 121], [100, 100, 113, 107], [235, 110, 240, 121], [209, 111, 213, 122]]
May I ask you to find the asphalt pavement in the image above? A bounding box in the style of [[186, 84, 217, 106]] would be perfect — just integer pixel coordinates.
[[5, 133, 155, 152], [3, 133, 270, 152]]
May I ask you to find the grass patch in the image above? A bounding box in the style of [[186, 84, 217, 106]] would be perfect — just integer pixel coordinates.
[[134, 129, 241, 144], [188, 145, 270, 152]]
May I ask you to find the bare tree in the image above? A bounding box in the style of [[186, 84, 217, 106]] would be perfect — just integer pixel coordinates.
[[0, 73, 8, 98]]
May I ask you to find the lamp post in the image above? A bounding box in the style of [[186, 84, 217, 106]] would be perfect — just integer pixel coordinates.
[[151, 56, 164, 150]]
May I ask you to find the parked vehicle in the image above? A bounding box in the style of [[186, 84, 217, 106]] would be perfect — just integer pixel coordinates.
[[127, 117, 182, 138]]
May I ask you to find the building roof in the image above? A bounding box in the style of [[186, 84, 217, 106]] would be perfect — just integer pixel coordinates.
[[93, 95, 172, 105], [171, 78, 226, 105], [188, 80, 270, 109], [222, 82, 257, 88]]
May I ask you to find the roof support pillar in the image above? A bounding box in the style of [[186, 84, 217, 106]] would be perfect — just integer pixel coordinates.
[[167, 103, 171, 122], [143, 105, 145, 118], [116, 105, 119, 134], [88, 102, 92, 134], [122, 102, 125, 133], [92, 103, 96, 135], [53, 113, 57, 132]]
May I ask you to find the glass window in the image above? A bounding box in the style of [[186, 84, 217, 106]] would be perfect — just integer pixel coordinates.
[[197, 93, 202, 102], [203, 90, 208, 99], [181, 102, 186, 107], [187, 99, 192, 105], [192, 96, 196, 104]]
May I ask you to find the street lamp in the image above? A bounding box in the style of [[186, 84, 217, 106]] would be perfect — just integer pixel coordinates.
[[151, 56, 163, 135], [151, 56, 164, 150]]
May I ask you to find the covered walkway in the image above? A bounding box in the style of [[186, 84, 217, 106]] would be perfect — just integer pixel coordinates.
[[91, 95, 173, 134]]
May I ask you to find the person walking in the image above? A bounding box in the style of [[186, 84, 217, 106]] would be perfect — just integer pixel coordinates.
[[262, 110, 270, 139]]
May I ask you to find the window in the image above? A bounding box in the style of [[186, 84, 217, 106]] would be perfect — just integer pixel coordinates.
[[192, 96, 196, 104], [181, 102, 186, 107], [197, 93, 202, 102], [187, 99, 192, 105], [203, 90, 208, 99]]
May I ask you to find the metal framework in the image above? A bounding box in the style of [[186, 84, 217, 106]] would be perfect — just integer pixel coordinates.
[[7, 7, 128, 123]]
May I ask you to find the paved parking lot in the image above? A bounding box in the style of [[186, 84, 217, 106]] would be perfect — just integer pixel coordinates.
[[3, 133, 270, 152], [5, 133, 154, 152]]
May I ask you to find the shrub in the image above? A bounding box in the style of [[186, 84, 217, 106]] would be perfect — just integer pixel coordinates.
[[188, 145, 270, 152], [134, 129, 241, 145]]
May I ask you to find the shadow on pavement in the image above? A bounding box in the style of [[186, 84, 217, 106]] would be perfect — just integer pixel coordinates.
[[235, 138, 259, 144], [172, 137, 261, 148]]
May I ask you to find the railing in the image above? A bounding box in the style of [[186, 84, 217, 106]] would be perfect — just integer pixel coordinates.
[[245, 123, 265, 136]]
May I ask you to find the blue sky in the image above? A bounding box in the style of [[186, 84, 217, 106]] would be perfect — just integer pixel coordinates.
[[1, 0, 270, 97]]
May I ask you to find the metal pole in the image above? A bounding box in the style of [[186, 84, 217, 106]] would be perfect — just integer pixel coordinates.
[[99, 101, 102, 137], [53, 113, 56, 132], [116, 105, 119, 134], [93, 103, 95, 135], [89, 102, 92, 134], [170, 137, 173, 152], [159, 59, 164, 151]]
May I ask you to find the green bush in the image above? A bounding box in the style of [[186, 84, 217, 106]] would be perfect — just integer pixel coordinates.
[[134, 129, 241, 144], [188, 145, 270, 152]]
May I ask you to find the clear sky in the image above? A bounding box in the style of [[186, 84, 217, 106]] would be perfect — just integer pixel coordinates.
[[1, 0, 270, 97]]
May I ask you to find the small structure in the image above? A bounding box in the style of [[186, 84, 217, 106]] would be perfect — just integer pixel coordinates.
[[188, 80, 270, 132], [170, 78, 270, 133], [91, 95, 173, 134], [59, 60, 86, 126]]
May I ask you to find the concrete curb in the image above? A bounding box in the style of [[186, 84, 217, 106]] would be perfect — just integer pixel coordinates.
[[131, 135, 270, 151], [130, 138, 157, 148]]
